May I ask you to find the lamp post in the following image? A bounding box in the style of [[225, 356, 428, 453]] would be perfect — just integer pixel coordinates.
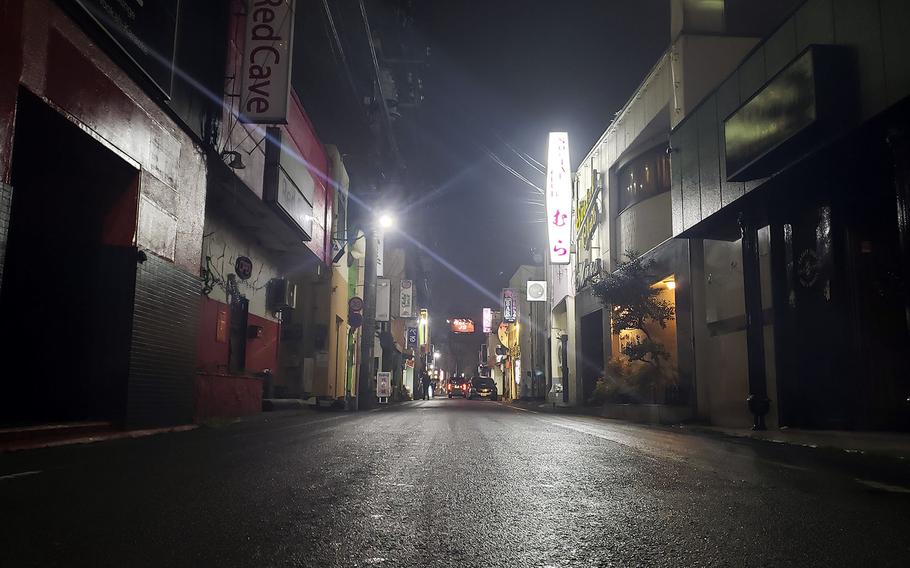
[[356, 212, 394, 411]]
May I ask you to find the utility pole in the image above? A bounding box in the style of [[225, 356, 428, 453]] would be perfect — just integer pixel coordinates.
[[357, 226, 378, 410]]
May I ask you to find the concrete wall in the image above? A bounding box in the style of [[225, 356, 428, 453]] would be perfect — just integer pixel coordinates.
[[201, 213, 282, 322], [615, 192, 673, 257], [692, 232, 779, 428], [674, 34, 760, 129]]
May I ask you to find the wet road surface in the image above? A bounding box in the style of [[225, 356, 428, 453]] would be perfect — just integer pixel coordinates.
[[1, 398, 909, 567]]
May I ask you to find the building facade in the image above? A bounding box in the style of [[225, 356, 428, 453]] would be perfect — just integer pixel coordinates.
[[0, 0, 227, 427], [671, 0, 910, 430], [552, 0, 802, 416]]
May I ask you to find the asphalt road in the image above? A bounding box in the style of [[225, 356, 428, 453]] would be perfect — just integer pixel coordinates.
[[1, 398, 909, 567]]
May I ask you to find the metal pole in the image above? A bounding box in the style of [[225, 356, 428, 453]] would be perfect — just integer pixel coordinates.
[[739, 213, 770, 430], [358, 227, 378, 410]]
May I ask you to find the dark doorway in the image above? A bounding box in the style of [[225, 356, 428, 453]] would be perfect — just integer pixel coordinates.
[[772, 112, 910, 430], [781, 204, 851, 429], [228, 297, 249, 374], [579, 310, 605, 405], [0, 90, 139, 425]]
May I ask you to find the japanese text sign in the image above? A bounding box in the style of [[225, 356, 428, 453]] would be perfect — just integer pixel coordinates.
[[546, 132, 572, 264]]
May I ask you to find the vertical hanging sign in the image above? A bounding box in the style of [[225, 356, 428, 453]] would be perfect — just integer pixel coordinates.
[[502, 289, 517, 323], [546, 132, 572, 264], [375, 231, 384, 277], [482, 307, 493, 334], [240, 0, 296, 124], [418, 308, 429, 347], [375, 277, 391, 322], [399, 280, 414, 318]]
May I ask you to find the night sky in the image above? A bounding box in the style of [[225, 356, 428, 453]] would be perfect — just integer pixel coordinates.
[[413, 0, 669, 319]]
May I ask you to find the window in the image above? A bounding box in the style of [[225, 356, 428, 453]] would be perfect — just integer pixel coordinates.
[[616, 145, 671, 213]]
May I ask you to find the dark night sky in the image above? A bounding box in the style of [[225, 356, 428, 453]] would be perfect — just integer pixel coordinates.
[[410, 1, 670, 320]]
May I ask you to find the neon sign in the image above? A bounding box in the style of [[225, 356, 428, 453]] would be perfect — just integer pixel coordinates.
[[546, 132, 572, 264]]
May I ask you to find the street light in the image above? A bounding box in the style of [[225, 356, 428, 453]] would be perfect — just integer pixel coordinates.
[[356, 211, 395, 411], [378, 212, 395, 229], [433, 351, 441, 360]]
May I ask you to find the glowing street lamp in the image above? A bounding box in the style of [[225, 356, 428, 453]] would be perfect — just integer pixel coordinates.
[[378, 212, 395, 229], [433, 351, 441, 360]]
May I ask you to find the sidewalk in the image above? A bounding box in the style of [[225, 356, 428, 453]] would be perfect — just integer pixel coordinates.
[[506, 399, 910, 460]]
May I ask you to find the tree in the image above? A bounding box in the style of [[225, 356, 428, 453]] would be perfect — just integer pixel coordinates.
[[591, 251, 675, 367]]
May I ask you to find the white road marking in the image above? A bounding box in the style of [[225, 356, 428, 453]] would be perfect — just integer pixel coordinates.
[[855, 479, 910, 494], [0, 470, 42, 481]]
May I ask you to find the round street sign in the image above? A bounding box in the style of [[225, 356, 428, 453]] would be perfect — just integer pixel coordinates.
[[234, 256, 253, 280], [349, 312, 363, 328], [348, 296, 364, 311]]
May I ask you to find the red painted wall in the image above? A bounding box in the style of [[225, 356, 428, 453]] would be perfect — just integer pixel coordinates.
[[197, 297, 279, 375], [245, 312, 280, 374], [195, 297, 278, 420], [286, 90, 333, 264], [197, 296, 230, 374], [194, 374, 262, 422]]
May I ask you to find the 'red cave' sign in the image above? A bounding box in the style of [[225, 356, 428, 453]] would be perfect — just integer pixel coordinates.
[[240, 0, 295, 124]]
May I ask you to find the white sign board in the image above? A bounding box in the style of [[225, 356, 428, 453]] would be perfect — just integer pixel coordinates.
[[502, 289, 517, 323], [546, 132, 572, 264], [482, 307, 492, 334], [375, 277, 391, 322], [399, 279, 414, 318], [375, 232, 384, 277], [527, 280, 547, 302], [240, 0, 295, 124], [376, 371, 391, 398]]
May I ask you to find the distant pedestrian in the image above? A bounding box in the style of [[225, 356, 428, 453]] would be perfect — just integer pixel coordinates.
[[421, 372, 431, 400]]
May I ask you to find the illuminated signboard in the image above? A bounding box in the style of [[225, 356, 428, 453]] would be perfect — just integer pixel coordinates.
[[399, 279, 414, 318], [546, 132, 571, 264], [450, 319, 475, 334], [502, 289, 517, 323], [418, 309, 429, 347], [482, 308, 492, 334]]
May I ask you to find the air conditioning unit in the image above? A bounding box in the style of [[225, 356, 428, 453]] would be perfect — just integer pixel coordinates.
[[267, 278, 297, 311], [527, 280, 547, 302]]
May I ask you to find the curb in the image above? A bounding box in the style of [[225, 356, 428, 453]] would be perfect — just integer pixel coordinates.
[[0, 424, 198, 453]]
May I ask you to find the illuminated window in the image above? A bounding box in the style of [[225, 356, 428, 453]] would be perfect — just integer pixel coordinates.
[[616, 145, 671, 213]]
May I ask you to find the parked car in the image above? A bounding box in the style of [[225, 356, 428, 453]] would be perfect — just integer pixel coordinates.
[[447, 378, 468, 398], [467, 376, 497, 400]]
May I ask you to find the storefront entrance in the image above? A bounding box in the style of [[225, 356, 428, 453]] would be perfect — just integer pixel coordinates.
[[770, 109, 910, 431], [0, 91, 139, 424], [579, 310, 604, 405]]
